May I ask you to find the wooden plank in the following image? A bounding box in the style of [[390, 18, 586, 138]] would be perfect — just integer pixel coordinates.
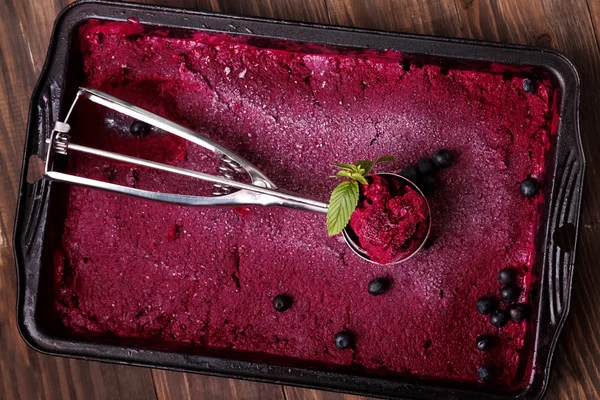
[[0, 1, 56, 398], [203, 0, 331, 24], [11, 0, 71, 75], [324, 0, 460, 37], [152, 370, 285, 400], [135, 0, 331, 24], [284, 386, 376, 400], [587, 0, 600, 44]]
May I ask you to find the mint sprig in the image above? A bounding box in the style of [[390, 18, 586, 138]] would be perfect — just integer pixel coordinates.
[[326, 156, 395, 236]]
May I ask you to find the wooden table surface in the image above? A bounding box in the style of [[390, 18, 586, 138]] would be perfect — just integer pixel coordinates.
[[1, 0, 599, 399]]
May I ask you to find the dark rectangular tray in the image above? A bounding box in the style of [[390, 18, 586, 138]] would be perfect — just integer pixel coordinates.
[[14, 1, 585, 399]]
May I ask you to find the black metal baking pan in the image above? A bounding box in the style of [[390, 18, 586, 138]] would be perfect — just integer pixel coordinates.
[[14, 1, 584, 399]]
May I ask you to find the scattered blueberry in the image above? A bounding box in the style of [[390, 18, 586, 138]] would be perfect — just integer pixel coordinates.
[[476, 296, 497, 315], [500, 285, 520, 303], [520, 177, 539, 197], [334, 331, 354, 349], [522, 78, 536, 93], [418, 173, 437, 195], [476, 335, 494, 352], [399, 166, 420, 183], [272, 294, 293, 312], [509, 303, 529, 323], [432, 149, 453, 168], [490, 310, 508, 328], [368, 278, 390, 296], [498, 268, 518, 285], [477, 366, 493, 382], [417, 157, 437, 175], [130, 120, 150, 137]]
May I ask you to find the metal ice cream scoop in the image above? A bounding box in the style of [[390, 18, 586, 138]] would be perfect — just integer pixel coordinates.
[[46, 88, 329, 214], [43, 88, 430, 265], [342, 172, 432, 265]]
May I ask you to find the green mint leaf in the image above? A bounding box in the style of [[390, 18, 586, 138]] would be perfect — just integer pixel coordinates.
[[354, 156, 394, 174], [350, 173, 368, 184], [354, 165, 365, 175], [374, 155, 395, 165], [331, 163, 356, 170], [327, 155, 394, 236], [335, 170, 353, 178], [354, 160, 375, 174], [332, 163, 365, 175], [327, 180, 359, 236]]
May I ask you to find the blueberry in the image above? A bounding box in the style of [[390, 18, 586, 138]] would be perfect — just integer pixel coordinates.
[[520, 177, 539, 197], [490, 310, 508, 328], [498, 268, 518, 285], [418, 173, 437, 195], [522, 79, 536, 93], [476, 335, 494, 351], [509, 303, 529, 323], [417, 158, 437, 175], [399, 166, 420, 183], [334, 331, 353, 349], [368, 278, 390, 296], [477, 366, 493, 382], [272, 294, 292, 312], [432, 149, 453, 168], [476, 296, 496, 315], [500, 285, 520, 303], [130, 120, 150, 137]]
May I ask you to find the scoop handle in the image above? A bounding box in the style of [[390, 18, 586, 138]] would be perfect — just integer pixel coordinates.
[[79, 88, 276, 189]]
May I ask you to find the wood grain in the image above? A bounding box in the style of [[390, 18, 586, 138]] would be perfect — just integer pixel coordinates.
[[1, 0, 599, 399], [284, 386, 375, 400], [153, 370, 286, 400], [325, 0, 460, 37], [139, 0, 331, 24]]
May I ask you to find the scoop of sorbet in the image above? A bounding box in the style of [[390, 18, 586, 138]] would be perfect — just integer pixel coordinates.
[[348, 174, 430, 264]]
